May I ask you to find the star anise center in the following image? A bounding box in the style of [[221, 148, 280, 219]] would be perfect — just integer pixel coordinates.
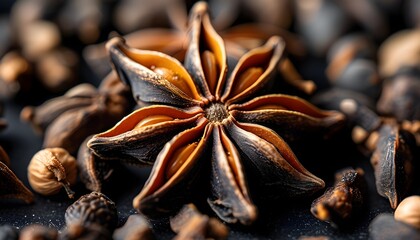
[[204, 102, 228, 122]]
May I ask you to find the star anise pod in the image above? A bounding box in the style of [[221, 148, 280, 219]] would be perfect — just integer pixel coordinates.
[[20, 72, 133, 154], [88, 2, 344, 225], [0, 147, 34, 204]]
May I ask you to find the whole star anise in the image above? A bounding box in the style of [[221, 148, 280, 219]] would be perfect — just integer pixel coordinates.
[[88, 2, 344, 225]]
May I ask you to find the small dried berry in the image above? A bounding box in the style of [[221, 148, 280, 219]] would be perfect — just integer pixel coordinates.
[[65, 192, 118, 230], [27, 148, 77, 198]]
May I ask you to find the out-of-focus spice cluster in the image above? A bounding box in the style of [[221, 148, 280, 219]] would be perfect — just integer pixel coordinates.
[[0, 0, 420, 239]]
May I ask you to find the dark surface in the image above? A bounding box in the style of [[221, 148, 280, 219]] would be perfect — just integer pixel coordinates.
[[0, 1, 415, 239], [0, 59, 396, 240]]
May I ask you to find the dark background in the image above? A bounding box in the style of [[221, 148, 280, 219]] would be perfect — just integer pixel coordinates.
[[0, 0, 414, 239]]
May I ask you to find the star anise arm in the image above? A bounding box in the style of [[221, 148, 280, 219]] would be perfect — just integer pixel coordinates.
[[88, 105, 203, 166], [225, 119, 325, 199], [229, 94, 346, 143], [133, 119, 212, 217], [184, 2, 228, 100], [208, 124, 257, 225], [221, 36, 284, 104], [106, 37, 202, 107], [0, 161, 34, 204], [84, 29, 187, 79]]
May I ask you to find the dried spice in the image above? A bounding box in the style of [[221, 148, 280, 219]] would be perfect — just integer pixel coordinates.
[[57, 0, 109, 44], [17, 20, 61, 62], [77, 135, 115, 192], [0, 51, 33, 99], [310, 168, 366, 228], [326, 33, 376, 82], [65, 192, 118, 230], [378, 29, 420, 78], [59, 223, 112, 240], [113, 214, 155, 240], [0, 225, 19, 240], [35, 47, 79, 93], [369, 213, 420, 240], [21, 72, 132, 153], [170, 204, 228, 240], [330, 59, 380, 98], [88, 2, 345, 225], [370, 121, 416, 209], [376, 67, 420, 121], [338, 98, 381, 133], [27, 148, 78, 198], [0, 150, 34, 204], [394, 195, 420, 229], [19, 224, 58, 240]]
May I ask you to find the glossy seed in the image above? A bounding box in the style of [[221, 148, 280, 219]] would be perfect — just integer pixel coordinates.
[[152, 66, 194, 97], [134, 115, 174, 129], [231, 67, 263, 96], [254, 104, 287, 110], [201, 50, 218, 94], [166, 142, 198, 179]]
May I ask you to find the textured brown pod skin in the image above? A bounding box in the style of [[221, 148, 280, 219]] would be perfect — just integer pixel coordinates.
[[0, 160, 34, 204], [310, 168, 367, 229], [27, 148, 77, 198], [65, 192, 118, 230], [77, 135, 115, 192], [370, 123, 415, 209]]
